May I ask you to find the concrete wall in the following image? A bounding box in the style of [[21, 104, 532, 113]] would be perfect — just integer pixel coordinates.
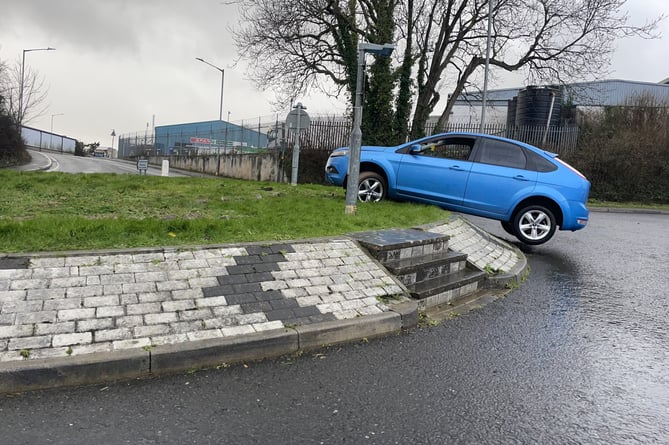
[[149, 153, 287, 183]]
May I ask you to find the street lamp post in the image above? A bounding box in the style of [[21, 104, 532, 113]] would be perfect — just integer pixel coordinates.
[[195, 57, 225, 121], [19, 47, 55, 125], [50, 113, 63, 152], [480, 0, 493, 133], [50, 113, 64, 133], [111, 129, 116, 158], [344, 42, 395, 215]]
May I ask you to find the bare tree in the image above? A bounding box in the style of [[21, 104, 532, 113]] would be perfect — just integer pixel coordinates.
[[414, 0, 662, 138], [232, 0, 661, 142], [0, 58, 49, 126], [231, 0, 361, 108]]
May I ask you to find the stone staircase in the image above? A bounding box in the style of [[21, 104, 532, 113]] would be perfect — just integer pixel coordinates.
[[350, 228, 488, 309]]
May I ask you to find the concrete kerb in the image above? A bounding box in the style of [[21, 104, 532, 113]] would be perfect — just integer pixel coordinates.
[[0, 312, 408, 394]]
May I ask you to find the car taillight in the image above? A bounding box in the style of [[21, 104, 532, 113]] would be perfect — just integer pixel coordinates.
[[555, 157, 587, 179]]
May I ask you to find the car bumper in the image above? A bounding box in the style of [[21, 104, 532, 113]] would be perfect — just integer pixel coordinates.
[[562, 201, 589, 231]]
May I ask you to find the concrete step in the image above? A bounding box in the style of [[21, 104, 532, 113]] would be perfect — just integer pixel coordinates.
[[350, 229, 450, 264], [383, 250, 468, 287], [410, 268, 488, 308]]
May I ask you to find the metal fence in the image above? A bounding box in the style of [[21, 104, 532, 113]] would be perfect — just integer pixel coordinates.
[[430, 122, 581, 154], [21, 125, 77, 154], [118, 115, 580, 159]]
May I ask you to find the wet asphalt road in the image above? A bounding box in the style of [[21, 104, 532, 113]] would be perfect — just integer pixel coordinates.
[[1, 211, 667, 444]]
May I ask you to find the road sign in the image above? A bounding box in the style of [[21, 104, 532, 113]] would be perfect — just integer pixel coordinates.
[[137, 159, 148, 175], [286, 103, 310, 133]]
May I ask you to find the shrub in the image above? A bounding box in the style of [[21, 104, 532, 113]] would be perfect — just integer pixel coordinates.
[[565, 94, 669, 203], [0, 98, 29, 168]]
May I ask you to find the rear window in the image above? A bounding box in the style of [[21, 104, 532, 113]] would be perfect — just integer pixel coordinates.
[[525, 149, 558, 172]]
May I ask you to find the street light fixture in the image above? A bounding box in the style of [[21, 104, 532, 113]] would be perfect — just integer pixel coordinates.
[[344, 42, 395, 215], [19, 47, 55, 125], [195, 57, 225, 121]]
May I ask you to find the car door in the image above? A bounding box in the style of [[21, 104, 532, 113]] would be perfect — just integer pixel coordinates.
[[463, 137, 538, 217], [395, 136, 476, 206]]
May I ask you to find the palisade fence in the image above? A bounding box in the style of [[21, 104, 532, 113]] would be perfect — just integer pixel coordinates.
[[119, 117, 579, 156], [118, 116, 579, 182]]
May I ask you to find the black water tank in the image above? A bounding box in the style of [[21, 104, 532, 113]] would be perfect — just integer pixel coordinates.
[[506, 97, 517, 128], [515, 85, 561, 127]]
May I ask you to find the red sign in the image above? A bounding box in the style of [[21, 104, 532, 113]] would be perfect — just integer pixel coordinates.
[[190, 137, 211, 144]]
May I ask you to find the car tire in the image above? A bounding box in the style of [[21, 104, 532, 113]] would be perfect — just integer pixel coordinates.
[[501, 221, 516, 236], [358, 171, 387, 202], [513, 205, 556, 245]]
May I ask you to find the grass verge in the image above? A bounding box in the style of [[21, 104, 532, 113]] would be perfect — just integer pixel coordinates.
[[0, 171, 448, 253]]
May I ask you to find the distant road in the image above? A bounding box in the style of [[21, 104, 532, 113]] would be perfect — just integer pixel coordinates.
[[22, 150, 194, 177]]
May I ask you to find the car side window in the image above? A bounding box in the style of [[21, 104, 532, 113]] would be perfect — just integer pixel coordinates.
[[477, 139, 527, 169], [416, 137, 474, 161]]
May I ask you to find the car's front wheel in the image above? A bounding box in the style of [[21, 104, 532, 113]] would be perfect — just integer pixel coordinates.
[[358, 171, 387, 202], [513, 205, 556, 245], [501, 221, 516, 236]]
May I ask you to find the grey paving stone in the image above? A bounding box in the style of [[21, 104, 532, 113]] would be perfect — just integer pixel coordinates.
[[115, 315, 144, 328], [15, 311, 57, 325], [77, 318, 114, 332], [2, 300, 44, 314], [178, 308, 213, 321], [144, 313, 179, 325], [65, 285, 104, 298], [58, 308, 96, 321], [94, 328, 133, 342], [161, 300, 196, 312], [126, 303, 162, 315], [96, 306, 125, 318], [9, 335, 52, 350], [138, 291, 171, 303], [0, 290, 27, 302], [113, 337, 151, 350], [83, 295, 120, 308], [134, 324, 170, 338], [52, 332, 92, 347], [35, 322, 75, 335], [44, 298, 84, 311], [10, 279, 50, 290], [100, 273, 135, 285], [123, 280, 158, 294], [31, 267, 72, 279]]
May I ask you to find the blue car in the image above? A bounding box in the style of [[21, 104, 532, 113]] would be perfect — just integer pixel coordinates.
[[325, 132, 590, 245]]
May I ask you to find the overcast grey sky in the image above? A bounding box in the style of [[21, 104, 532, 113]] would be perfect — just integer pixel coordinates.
[[1, 0, 668, 145]]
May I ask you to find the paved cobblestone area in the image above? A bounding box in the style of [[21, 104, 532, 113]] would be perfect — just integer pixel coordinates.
[[0, 239, 403, 363], [425, 217, 521, 274], [0, 216, 522, 367]]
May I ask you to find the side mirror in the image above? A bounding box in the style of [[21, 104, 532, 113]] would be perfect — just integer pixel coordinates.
[[409, 144, 422, 154]]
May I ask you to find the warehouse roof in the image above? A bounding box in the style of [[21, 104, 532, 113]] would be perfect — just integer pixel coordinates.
[[454, 79, 669, 107]]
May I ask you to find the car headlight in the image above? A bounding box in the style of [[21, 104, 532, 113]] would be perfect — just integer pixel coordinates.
[[329, 149, 349, 158]]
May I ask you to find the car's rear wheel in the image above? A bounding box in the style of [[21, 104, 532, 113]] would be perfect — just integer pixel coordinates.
[[513, 205, 556, 245], [358, 171, 387, 202]]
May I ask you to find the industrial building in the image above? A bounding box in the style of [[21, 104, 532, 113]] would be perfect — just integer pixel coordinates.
[[153, 120, 269, 156], [450, 78, 669, 126]]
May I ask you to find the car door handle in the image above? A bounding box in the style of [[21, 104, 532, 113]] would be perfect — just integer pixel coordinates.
[[449, 166, 465, 171], [513, 175, 530, 181]]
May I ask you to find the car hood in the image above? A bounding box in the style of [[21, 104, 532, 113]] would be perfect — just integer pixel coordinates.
[[360, 145, 399, 153]]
